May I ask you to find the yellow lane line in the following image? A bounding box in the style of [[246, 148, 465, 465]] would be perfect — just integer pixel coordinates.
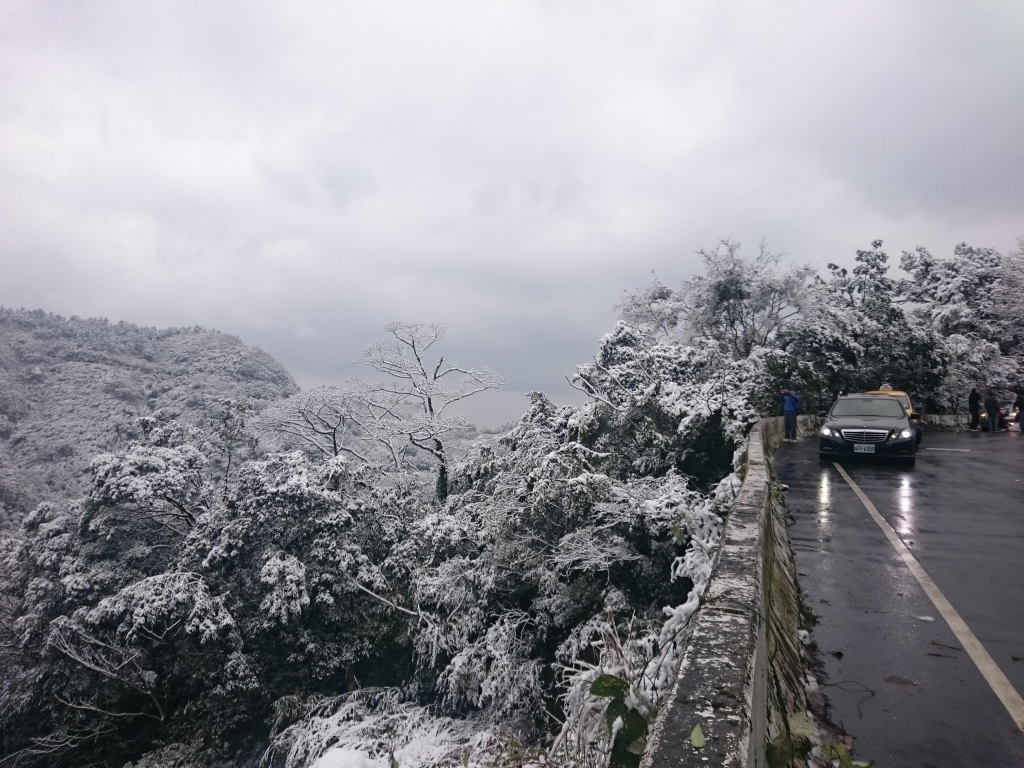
[[833, 462, 1024, 732]]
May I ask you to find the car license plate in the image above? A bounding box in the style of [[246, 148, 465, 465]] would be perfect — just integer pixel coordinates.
[[854, 444, 875, 454]]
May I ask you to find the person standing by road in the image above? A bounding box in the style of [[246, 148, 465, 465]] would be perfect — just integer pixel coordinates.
[[984, 391, 1001, 433], [781, 387, 801, 442], [1014, 391, 1024, 430], [969, 387, 982, 431]]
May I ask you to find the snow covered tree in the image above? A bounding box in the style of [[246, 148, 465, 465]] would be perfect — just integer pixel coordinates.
[[0, 426, 228, 765], [569, 315, 799, 489], [257, 384, 406, 467], [0, 420, 430, 767], [997, 239, 1024, 360], [263, 369, 746, 768], [257, 324, 505, 501], [779, 240, 949, 410], [1, 387, 745, 768], [620, 240, 811, 358], [996, 240, 1024, 377], [901, 244, 999, 333], [899, 242, 1022, 406], [357, 322, 505, 500]]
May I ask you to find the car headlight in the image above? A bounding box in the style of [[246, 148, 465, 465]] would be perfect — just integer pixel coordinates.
[[820, 426, 833, 436], [900, 427, 913, 439]]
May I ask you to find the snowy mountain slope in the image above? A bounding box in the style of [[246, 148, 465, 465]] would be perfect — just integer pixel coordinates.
[[0, 308, 298, 521]]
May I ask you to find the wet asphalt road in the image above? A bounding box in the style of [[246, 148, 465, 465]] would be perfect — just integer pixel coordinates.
[[776, 430, 1024, 767]]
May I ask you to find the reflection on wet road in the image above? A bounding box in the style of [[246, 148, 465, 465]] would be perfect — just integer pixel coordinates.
[[777, 430, 1024, 767]]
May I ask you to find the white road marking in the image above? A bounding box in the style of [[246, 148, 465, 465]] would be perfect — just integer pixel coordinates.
[[833, 462, 1024, 732], [924, 448, 970, 452]]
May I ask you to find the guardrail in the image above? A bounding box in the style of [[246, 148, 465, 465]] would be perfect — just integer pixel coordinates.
[[642, 416, 811, 768]]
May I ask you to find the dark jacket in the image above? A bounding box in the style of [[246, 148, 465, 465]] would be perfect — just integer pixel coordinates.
[[781, 392, 800, 415], [969, 390, 982, 413], [984, 396, 1000, 416]]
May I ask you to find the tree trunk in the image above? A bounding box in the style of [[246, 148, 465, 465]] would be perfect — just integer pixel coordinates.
[[434, 438, 448, 502]]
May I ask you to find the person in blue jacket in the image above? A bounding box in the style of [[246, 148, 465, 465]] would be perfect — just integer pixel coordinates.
[[781, 387, 801, 442]]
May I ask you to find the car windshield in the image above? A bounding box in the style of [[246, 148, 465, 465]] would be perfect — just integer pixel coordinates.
[[831, 398, 906, 418]]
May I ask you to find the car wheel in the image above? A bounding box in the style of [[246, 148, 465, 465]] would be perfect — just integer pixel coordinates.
[[904, 456, 916, 467]]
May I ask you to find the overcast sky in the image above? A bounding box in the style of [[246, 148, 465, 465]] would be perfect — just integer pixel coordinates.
[[1, 1, 1022, 425]]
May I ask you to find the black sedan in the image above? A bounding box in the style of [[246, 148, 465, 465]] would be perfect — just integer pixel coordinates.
[[818, 394, 919, 465]]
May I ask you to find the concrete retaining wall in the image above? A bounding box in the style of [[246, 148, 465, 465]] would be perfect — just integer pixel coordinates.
[[920, 414, 969, 431], [642, 416, 808, 768]]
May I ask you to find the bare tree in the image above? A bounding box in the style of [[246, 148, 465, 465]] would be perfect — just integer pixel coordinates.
[[358, 322, 505, 500], [257, 323, 505, 499], [258, 386, 390, 465]]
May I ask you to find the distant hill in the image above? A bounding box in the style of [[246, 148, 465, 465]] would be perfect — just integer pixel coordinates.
[[0, 308, 299, 523]]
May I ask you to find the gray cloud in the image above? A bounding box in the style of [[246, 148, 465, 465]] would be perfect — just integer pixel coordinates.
[[1, 0, 1022, 424]]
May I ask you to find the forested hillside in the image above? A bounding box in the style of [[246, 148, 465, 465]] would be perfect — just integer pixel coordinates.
[[0, 309, 298, 524]]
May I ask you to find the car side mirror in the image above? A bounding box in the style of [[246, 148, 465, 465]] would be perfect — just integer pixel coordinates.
[[817, 411, 827, 418], [909, 413, 921, 420]]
